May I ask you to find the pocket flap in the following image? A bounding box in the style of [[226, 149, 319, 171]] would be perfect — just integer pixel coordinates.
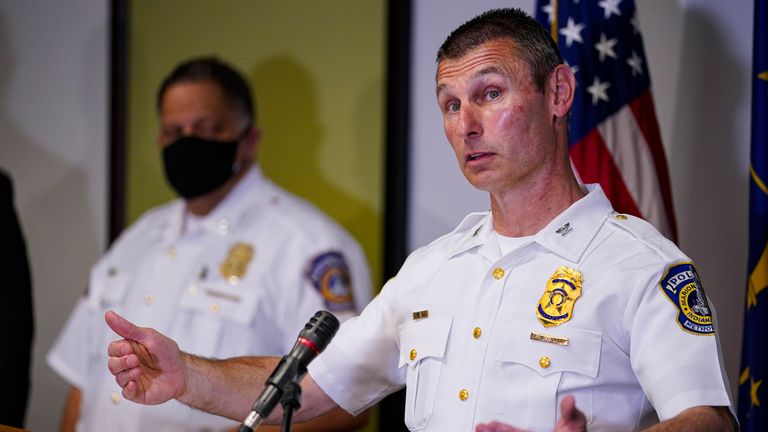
[[496, 323, 601, 378], [88, 266, 131, 307], [398, 316, 453, 368], [178, 281, 259, 325]]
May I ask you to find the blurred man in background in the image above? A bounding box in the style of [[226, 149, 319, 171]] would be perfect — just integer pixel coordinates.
[[48, 57, 372, 432]]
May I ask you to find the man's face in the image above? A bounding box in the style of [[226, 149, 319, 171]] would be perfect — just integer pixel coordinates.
[[436, 39, 558, 195], [158, 80, 247, 148]]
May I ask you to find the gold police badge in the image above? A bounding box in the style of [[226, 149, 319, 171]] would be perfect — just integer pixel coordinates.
[[219, 243, 255, 285], [536, 266, 583, 327]]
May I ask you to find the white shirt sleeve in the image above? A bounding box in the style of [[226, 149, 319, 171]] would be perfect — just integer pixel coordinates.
[[625, 263, 732, 420], [308, 278, 404, 415]]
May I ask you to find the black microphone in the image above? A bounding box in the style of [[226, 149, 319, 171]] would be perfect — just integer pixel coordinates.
[[238, 311, 340, 432]]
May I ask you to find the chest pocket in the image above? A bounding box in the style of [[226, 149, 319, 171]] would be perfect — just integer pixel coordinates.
[[175, 278, 260, 357], [496, 323, 601, 427], [398, 316, 452, 431], [88, 267, 132, 309]]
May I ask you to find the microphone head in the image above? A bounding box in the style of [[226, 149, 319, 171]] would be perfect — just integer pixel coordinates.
[[299, 310, 340, 354]]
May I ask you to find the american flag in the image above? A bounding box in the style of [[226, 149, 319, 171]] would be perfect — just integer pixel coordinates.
[[535, 0, 677, 241]]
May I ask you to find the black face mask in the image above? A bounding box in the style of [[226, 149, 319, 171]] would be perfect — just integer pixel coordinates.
[[162, 136, 239, 199]]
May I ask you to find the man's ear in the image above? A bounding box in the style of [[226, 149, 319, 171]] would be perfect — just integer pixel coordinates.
[[549, 64, 576, 119], [240, 126, 262, 165]]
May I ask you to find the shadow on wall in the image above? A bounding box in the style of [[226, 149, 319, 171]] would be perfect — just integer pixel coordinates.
[[249, 55, 379, 281], [0, 9, 102, 431], [350, 77, 385, 283], [669, 6, 748, 404]]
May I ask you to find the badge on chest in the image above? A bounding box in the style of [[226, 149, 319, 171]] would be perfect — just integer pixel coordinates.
[[536, 266, 583, 327], [219, 242, 255, 285]]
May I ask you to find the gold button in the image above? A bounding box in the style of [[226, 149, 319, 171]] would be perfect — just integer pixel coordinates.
[[189, 284, 199, 296], [615, 214, 628, 220], [111, 392, 121, 404], [144, 294, 154, 305], [210, 303, 220, 314], [473, 327, 482, 339], [492, 268, 505, 280], [167, 246, 176, 258], [539, 356, 551, 369], [459, 389, 469, 401], [409, 349, 417, 361]]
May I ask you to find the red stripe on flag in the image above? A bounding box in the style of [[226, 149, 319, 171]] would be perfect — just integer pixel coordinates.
[[570, 129, 643, 218], [629, 89, 678, 242]]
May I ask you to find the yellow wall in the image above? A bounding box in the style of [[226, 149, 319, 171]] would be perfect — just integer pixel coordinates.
[[126, 0, 385, 292]]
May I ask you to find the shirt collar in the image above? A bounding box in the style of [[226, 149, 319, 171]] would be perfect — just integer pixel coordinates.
[[448, 184, 614, 263], [533, 184, 613, 262], [161, 166, 270, 241]]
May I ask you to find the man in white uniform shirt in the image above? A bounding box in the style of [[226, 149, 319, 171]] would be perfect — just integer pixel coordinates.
[[103, 10, 736, 431], [48, 57, 372, 432]]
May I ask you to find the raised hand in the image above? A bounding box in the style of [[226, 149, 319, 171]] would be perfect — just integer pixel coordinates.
[[474, 396, 587, 432], [105, 311, 187, 405]]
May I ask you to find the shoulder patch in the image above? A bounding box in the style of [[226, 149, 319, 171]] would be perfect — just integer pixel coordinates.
[[658, 263, 714, 335], [308, 251, 354, 312]]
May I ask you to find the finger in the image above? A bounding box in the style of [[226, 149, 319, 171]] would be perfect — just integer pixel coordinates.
[[122, 380, 138, 401], [107, 353, 138, 375], [560, 395, 576, 420], [557, 395, 587, 431], [115, 366, 142, 388], [115, 370, 132, 388], [476, 421, 523, 432], [107, 339, 135, 357], [105, 310, 147, 341]]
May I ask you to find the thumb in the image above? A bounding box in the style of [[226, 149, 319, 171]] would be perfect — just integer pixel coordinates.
[[105, 310, 147, 341], [557, 395, 587, 431], [560, 395, 576, 420]]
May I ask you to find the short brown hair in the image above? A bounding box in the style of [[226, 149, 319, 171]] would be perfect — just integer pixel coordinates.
[[437, 8, 562, 92], [157, 57, 256, 122]]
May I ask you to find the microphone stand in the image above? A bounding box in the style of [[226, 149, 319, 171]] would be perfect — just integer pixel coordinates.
[[237, 360, 302, 432], [237, 310, 339, 432], [280, 379, 302, 432]]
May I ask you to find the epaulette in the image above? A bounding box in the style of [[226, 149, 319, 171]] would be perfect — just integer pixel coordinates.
[[605, 212, 678, 260]]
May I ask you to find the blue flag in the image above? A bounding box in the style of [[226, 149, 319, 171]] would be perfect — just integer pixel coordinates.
[[739, 0, 768, 429]]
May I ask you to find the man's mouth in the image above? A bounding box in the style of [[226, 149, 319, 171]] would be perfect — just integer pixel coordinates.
[[467, 152, 492, 162]]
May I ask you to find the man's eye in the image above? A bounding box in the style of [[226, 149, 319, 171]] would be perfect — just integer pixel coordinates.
[[447, 101, 460, 113], [487, 89, 501, 100], [195, 125, 220, 139]]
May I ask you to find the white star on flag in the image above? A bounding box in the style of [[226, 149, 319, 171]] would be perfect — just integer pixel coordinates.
[[559, 17, 585, 47], [594, 33, 618, 62], [566, 61, 580, 78], [586, 76, 611, 105], [598, 0, 623, 19], [541, 2, 555, 24], [626, 52, 643, 76]]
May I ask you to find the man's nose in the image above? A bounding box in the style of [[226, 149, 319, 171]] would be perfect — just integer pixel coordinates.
[[458, 106, 482, 138], [180, 125, 196, 137]]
